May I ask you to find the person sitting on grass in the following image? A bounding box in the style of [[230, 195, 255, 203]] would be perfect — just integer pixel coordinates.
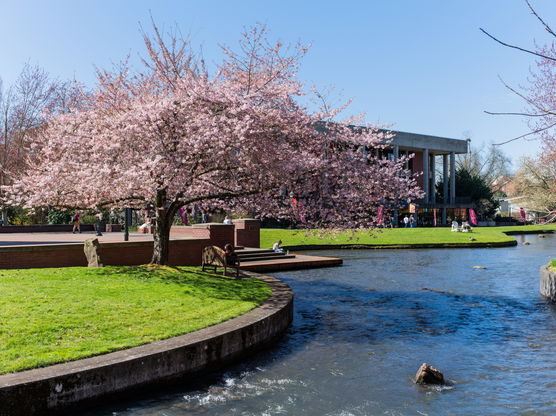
[[461, 221, 472, 232], [272, 240, 284, 253]]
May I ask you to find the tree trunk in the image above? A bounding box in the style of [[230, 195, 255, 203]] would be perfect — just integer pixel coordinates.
[[151, 189, 172, 265], [1, 208, 6, 226]]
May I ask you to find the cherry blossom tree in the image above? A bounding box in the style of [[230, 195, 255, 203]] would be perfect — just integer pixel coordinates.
[[7, 25, 421, 264], [481, 1, 556, 151]]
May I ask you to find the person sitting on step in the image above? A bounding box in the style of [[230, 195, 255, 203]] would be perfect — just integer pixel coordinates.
[[272, 240, 284, 253]]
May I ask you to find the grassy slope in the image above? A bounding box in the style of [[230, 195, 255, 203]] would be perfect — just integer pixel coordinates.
[[0, 266, 271, 374], [260, 224, 556, 249]]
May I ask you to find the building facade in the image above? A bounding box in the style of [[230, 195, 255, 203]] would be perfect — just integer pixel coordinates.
[[387, 130, 470, 226]]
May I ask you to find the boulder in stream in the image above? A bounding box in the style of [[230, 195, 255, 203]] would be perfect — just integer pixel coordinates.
[[415, 362, 445, 385]]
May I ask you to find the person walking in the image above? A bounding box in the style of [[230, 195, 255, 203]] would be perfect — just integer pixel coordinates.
[[409, 215, 416, 228], [72, 211, 81, 234], [403, 215, 409, 228]]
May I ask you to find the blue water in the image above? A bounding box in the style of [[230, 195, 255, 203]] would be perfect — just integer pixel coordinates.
[[85, 234, 556, 415]]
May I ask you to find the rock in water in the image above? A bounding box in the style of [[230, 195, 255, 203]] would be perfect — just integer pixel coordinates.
[[84, 238, 104, 267], [415, 363, 445, 385]]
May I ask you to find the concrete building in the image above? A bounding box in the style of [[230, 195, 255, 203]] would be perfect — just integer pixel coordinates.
[[384, 129, 470, 226]]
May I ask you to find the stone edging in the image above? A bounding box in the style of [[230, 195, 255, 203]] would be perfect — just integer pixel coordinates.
[[284, 241, 518, 251], [281, 230, 555, 251], [0, 272, 293, 416], [540, 265, 556, 302]]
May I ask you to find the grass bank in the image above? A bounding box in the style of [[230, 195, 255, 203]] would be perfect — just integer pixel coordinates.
[[260, 224, 556, 249], [0, 266, 271, 374]]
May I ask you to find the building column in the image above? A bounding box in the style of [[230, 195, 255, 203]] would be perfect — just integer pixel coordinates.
[[430, 153, 436, 205], [423, 148, 429, 203], [442, 154, 449, 225], [449, 152, 456, 204]]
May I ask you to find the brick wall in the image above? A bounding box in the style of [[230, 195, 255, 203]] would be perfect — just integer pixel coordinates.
[[233, 219, 260, 248], [171, 223, 235, 249], [0, 219, 261, 269], [0, 238, 208, 269]]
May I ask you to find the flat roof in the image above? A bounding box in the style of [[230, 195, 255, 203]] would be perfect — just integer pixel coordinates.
[[315, 122, 468, 155], [388, 130, 468, 154]]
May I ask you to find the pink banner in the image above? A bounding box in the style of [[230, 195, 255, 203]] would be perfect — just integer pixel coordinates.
[[520, 207, 526, 223], [433, 208, 437, 227], [179, 206, 188, 225], [377, 206, 384, 225], [469, 209, 477, 225]]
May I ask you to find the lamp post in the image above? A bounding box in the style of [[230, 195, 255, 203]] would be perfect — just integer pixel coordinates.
[[124, 208, 131, 241]]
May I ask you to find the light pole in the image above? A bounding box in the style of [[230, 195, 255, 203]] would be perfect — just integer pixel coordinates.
[[124, 208, 131, 241]]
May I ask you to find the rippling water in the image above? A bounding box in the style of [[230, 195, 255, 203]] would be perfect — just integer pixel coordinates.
[[85, 234, 556, 416]]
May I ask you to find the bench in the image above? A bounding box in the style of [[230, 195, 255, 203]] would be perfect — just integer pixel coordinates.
[[201, 245, 240, 277]]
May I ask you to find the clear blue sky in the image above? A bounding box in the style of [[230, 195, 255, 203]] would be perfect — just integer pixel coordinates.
[[2, 0, 555, 167]]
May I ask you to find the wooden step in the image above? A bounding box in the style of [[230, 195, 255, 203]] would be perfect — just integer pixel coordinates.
[[237, 251, 288, 260], [240, 254, 296, 263]]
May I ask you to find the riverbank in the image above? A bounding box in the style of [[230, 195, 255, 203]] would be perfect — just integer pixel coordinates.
[[260, 224, 556, 250], [0, 271, 292, 416], [0, 265, 271, 375]]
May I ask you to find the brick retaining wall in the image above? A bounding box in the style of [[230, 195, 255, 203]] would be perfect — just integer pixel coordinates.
[[234, 219, 260, 248], [0, 219, 260, 269], [0, 238, 208, 269]]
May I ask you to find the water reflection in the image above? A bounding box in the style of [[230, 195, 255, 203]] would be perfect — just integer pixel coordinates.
[[85, 234, 556, 416]]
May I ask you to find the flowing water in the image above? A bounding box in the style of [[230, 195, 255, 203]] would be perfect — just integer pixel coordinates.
[[85, 234, 556, 416]]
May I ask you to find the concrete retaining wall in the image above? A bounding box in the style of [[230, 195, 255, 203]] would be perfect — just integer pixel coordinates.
[[0, 272, 293, 416], [540, 265, 556, 301]]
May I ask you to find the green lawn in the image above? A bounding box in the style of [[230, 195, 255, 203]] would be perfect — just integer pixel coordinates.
[[260, 224, 556, 249], [0, 265, 271, 374]]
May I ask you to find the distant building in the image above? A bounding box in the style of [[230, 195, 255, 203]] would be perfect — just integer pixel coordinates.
[[379, 129, 470, 225]]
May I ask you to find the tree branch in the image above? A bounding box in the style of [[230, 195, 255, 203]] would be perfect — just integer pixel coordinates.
[[484, 110, 546, 117], [480, 28, 556, 62], [494, 121, 556, 145], [525, 0, 556, 38]]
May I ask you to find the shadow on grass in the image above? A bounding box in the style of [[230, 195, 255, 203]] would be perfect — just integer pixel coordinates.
[[94, 265, 271, 303]]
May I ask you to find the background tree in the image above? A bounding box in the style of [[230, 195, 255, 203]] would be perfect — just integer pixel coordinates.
[[0, 63, 77, 224], [513, 155, 556, 218], [436, 166, 499, 220], [456, 140, 512, 196], [6, 25, 421, 264]]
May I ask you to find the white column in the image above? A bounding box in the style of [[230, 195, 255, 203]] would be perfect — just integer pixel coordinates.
[[450, 152, 456, 204], [423, 149, 429, 203]]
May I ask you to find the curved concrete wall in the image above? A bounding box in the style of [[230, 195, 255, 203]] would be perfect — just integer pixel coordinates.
[[0, 273, 293, 416], [540, 265, 556, 302]]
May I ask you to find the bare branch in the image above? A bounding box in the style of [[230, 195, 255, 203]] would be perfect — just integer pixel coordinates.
[[480, 28, 556, 62], [494, 122, 556, 145], [484, 110, 546, 117], [525, 0, 556, 38], [498, 75, 556, 116]]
